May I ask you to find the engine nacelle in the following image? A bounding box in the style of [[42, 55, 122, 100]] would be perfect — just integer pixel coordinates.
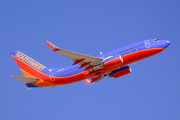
[[104, 55, 123, 68], [109, 65, 131, 78]]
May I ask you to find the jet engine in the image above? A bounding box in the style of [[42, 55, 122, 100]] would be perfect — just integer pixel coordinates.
[[109, 65, 131, 78]]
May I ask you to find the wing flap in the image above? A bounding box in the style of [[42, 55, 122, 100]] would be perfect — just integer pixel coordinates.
[[11, 75, 39, 84]]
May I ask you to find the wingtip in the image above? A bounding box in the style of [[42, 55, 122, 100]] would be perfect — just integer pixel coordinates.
[[11, 75, 15, 78], [26, 87, 31, 90], [45, 40, 60, 52]]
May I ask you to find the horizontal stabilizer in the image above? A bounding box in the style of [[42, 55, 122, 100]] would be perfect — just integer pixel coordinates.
[[11, 75, 39, 84], [83, 79, 91, 85]]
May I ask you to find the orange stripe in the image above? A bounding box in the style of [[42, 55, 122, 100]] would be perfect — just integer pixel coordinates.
[[34, 79, 58, 87], [20, 68, 35, 77], [20, 65, 57, 87]]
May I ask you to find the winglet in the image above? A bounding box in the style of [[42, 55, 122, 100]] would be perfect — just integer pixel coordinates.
[[26, 87, 31, 90], [45, 40, 60, 52]]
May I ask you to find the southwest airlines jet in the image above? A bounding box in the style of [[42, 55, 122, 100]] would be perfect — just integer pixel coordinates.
[[11, 38, 171, 90]]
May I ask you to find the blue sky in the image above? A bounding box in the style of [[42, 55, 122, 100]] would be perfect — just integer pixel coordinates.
[[1, 0, 180, 120]]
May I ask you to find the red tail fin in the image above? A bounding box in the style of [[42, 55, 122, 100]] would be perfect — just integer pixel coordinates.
[[11, 51, 47, 78]]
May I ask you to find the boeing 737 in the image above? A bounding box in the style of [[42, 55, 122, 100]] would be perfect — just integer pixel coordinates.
[[11, 38, 171, 90]]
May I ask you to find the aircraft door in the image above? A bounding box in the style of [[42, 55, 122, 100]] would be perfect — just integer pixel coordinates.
[[50, 73, 55, 82], [144, 40, 150, 48], [130, 47, 138, 63]]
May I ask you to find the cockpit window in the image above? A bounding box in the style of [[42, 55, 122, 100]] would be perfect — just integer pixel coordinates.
[[154, 39, 161, 42]]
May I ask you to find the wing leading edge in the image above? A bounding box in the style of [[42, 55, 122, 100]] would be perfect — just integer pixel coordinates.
[[45, 40, 104, 72]]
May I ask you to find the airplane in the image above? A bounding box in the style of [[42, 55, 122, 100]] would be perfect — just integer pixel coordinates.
[[11, 38, 171, 90]]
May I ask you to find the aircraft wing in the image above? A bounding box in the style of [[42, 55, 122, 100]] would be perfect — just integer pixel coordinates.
[[45, 41, 104, 71]]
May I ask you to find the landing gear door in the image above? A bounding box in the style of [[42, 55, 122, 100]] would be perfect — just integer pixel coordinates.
[[144, 40, 150, 48]]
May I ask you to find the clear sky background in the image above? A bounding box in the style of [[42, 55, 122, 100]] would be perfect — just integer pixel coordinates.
[[1, 0, 180, 120]]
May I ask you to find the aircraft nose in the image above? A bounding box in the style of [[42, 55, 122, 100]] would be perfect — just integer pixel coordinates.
[[162, 40, 171, 48]]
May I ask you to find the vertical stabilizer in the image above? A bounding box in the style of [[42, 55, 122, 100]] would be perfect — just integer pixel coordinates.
[[11, 51, 47, 78]]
